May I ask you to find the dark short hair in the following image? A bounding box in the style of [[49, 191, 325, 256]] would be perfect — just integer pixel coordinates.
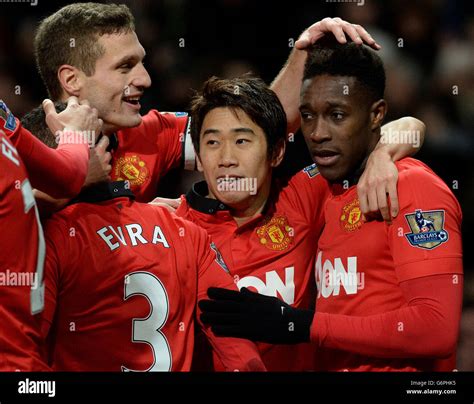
[[303, 37, 386, 103], [20, 102, 67, 148], [35, 3, 135, 100], [190, 76, 287, 157]]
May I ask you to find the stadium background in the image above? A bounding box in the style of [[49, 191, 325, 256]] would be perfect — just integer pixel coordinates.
[[0, 0, 473, 369]]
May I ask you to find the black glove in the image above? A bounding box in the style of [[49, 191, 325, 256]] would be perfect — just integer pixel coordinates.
[[199, 287, 314, 344]]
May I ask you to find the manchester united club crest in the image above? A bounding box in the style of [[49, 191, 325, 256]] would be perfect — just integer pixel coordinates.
[[113, 155, 149, 186], [256, 215, 293, 251], [340, 198, 363, 232], [404, 209, 449, 250]]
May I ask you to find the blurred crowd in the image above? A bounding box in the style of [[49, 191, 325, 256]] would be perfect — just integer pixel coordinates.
[[0, 0, 473, 369]]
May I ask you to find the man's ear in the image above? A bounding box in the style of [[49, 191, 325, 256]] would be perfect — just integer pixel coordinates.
[[196, 154, 204, 172], [370, 99, 387, 131], [270, 138, 286, 168], [57, 65, 85, 97]]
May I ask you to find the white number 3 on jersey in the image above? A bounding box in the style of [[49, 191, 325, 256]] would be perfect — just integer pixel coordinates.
[[122, 271, 172, 372]]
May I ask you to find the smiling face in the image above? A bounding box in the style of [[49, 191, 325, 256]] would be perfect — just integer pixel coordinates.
[[78, 31, 151, 134], [197, 107, 284, 215], [300, 74, 385, 183]]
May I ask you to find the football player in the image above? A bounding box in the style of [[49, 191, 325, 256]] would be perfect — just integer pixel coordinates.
[[0, 97, 101, 370]]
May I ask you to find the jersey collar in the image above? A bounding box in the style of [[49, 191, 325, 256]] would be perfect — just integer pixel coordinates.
[[185, 181, 229, 214], [71, 181, 135, 204], [107, 133, 119, 152]]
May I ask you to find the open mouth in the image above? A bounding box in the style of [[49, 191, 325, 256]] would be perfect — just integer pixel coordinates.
[[122, 95, 141, 108], [312, 150, 340, 167]]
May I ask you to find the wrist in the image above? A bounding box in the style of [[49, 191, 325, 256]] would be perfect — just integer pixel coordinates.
[[373, 142, 396, 163], [284, 308, 314, 344]]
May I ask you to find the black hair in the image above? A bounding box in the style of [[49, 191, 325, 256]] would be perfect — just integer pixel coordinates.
[[20, 102, 67, 148], [190, 75, 287, 157], [303, 37, 386, 103]]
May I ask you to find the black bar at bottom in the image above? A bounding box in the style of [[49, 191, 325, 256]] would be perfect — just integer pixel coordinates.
[[0, 372, 472, 403]]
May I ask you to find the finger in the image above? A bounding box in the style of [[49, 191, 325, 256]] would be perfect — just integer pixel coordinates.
[[42, 99, 57, 117], [95, 135, 110, 152], [207, 287, 242, 301], [240, 286, 262, 299], [325, 20, 347, 43], [211, 325, 250, 339], [150, 203, 176, 212], [66, 96, 79, 107], [331, 27, 347, 44], [79, 98, 91, 107], [102, 151, 112, 164], [168, 198, 181, 208], [150, 197, 164, 205], [199, 299, 242, 313], [387, 182, 399, 218], [200, 312, 241, 325], [150, 197, 181, 208], [357, 185, 370, 217], [376, 185, 390, 222], [341, 23, 363, 45], [294, 36, 311, 50], [353, 24, 381, 49], [367, 187, 379, 215]]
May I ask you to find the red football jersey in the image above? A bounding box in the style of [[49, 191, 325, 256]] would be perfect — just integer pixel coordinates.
[[176, 165, 331, 371], [111, 110, 194, 202], [0, 130, 48, 371], [42, 182, 264, 371], [312, 158, 463, 371]]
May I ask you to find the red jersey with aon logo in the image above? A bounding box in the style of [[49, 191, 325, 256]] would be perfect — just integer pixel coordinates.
[[176, 164, 331, 371], [311, 158, 463, 371]]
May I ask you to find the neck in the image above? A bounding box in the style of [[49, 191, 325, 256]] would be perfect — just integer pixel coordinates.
[[231, 192, 269, 227], [208, 178, 272, 227], [344, 130, 381, 187]]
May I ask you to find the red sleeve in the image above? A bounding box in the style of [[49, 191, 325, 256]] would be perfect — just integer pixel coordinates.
[[311, 273, 463, 358], [142, 110, 194, 173], [283, 164, 330, 230], [310, 161, 463, 359], [388, 162, 463, 281], [5, 113, 89, 198], [8, 121, 89, 198], [41, 215, 73, 338], [191, 226, 266, 371]]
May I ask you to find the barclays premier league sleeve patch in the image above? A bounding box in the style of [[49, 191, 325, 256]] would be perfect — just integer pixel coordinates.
[[303, 163, 320, 178], [0, 100, 17, 132], [404, 209, 449, 250], [210, 242, 230, 274]]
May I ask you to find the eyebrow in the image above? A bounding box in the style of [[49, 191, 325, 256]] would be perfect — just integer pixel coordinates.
[[202, 128, 256, 136], [299, 100, 350, 111], [114, 52, 146, 68]]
